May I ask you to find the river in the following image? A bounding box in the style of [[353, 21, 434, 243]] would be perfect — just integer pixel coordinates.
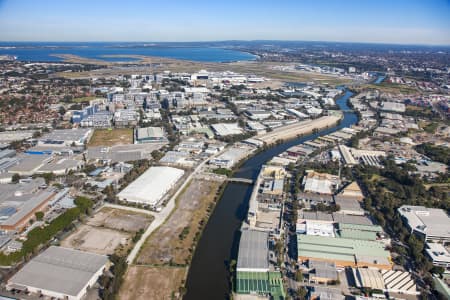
[[184, 90, 357, 300]]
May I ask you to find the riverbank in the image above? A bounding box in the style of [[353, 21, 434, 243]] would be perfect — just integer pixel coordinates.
[[119, 178, 225, 300], [184, 90, 357, 300]]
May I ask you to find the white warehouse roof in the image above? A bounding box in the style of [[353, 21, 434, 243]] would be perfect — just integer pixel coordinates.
[[8, 246, 108, 300], [117, 166, 184, 206]]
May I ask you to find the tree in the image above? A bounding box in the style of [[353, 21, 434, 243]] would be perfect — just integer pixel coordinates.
[[35, 211, 44, 221], [295, 287, 308, 299], [74, 196, 94, 215], [295, 270, 304, 282], [430, 266, 445, 275], [151, 150, 164, 161], [11, 173, 20, 183]]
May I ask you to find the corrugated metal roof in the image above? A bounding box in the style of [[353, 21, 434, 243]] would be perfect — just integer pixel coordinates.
[[8, 246, 108, 297], [237, 230, 269, 271]]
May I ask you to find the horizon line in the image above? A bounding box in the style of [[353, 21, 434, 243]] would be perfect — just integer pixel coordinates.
[[1, 39, 450, 47]]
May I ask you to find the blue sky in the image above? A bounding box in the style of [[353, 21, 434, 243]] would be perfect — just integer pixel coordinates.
[[0, 0, 449, 45]]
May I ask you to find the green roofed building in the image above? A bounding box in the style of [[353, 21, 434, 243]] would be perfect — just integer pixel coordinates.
[[236, 271, 285, 299], [335, 223, 383, 241], [297, 234, 392, 270]]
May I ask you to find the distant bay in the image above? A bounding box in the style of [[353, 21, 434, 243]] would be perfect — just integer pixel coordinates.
[[0, 42, 257, 63]]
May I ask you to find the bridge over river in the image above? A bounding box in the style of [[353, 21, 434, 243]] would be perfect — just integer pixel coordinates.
[[226, 177, 254, 184]]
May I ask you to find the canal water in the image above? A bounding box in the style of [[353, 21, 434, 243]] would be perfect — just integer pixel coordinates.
[[184, 90, 357, 300]]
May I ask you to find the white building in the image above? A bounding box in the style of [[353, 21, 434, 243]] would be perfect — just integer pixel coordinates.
[[117, 166, 184, 207], [425, 243, 450, 268], [211, 123, 243, 136], [7, 246, 108, 300], [38, 128, 93, 147], [398, 205, 450, 242]]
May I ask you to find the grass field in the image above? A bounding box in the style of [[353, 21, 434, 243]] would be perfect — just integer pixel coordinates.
[[119, 266, 186, 300], [88, 128, 134, 147]]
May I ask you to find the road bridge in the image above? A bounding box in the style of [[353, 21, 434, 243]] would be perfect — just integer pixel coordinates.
[[227, 178, 254, 184]]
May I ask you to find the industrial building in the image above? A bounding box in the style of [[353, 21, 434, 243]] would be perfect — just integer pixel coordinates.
[[297, 235, 392, 269], [0, 178, 56, 232], [398, 205, 450, 242], [302, 170, 340, 195], [334, 197, 365, 216], [335, 223, 382, 241], [352, 268, 419, 295], [337, 181, 364, 201], [36, 158, 83, 175], [38, 128, 93, 147], [7, 246, 108, 300], [135, 127, 168, 143], [297, 192, 334, 207], [237, 229, 269, 273], [296, 221, 335, 237], [308, 260, 338, 284], [117, 166, 184, 207], [244, 109, 272, 120], [380, 101, 406, 113], [210, 123, 243, 136], [339, 145, 386, 167], [209, 147, 249, 169], [8, 154, 53, 176], [309, 287, 344, 300], [87, 144, 164, 164], [0, 131, 35, 143], [235, 229, 285, 299]]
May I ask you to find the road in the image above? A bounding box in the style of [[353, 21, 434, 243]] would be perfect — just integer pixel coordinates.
[[124, 149, 226, 264]]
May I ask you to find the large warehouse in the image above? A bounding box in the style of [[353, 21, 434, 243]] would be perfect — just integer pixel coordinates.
[[237, 229, 269, 273], [117, 166, 184, 207], [297, 235, 392, 270], [135, 127, 168, 144], [38, 128, 93, 147], [7, 246, 108, 300]]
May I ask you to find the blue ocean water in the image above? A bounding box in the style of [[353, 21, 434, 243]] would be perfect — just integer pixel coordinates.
[[0, 42, 256, 63]]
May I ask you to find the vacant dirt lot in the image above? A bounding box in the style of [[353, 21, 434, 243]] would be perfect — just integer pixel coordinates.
[[136, 179, 221, 265], [87, 207, 152, 233], [62, 207, 153, 255], [88, 128, 133, 147], [61, 225, 130, 255], [119, 266, 186, 300]]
